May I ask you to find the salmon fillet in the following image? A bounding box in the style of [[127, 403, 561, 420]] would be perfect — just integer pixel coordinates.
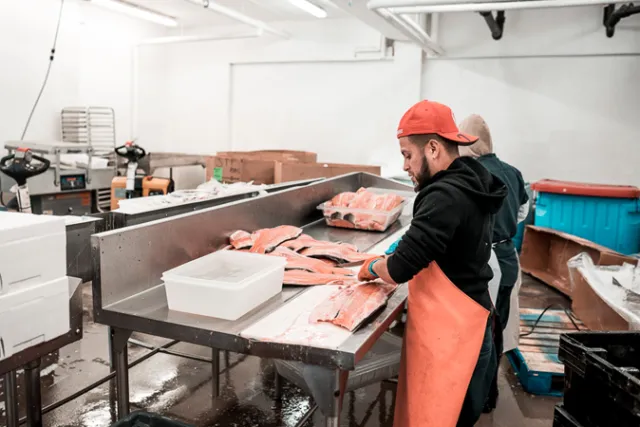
[[380, 193, 404, 211], [249, 225, 303, 254], [350, 187, 378, 209], [283, 271, 359, 286], [270, 247, 354, 276], [300, 244, 376, 264], [280, 234, 318, 252], [310, 281, 398, 331], [281, 234, 358, 253], [229, 230, 254, 249], [326, 192, 357, 208]]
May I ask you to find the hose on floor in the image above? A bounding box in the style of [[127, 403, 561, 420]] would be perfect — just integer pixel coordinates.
[[519, 304, 581, 338]]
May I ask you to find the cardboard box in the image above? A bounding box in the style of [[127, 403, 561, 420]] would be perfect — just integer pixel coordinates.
[[205, 150, 318, 184], [520, 225, 635, 298], [205, 156, 278, 184], [274, 162, 381, 183], [216, 150, 317, 163], [205, 150, 380, 185], [571, 259, 633, 331]]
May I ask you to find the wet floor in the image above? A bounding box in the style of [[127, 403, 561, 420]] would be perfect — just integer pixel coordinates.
[[1, 275, 566, 427]]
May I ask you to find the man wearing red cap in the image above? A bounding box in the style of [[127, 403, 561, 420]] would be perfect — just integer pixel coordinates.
[[358, 100, 507, 427]]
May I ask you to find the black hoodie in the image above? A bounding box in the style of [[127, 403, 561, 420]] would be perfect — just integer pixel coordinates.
[[387, 156, 507, 310]]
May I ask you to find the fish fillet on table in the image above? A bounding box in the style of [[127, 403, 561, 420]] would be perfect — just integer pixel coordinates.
[[283, 270, 359, 286], [270, 247, 354, 276], [300, 244, 376, 264], [310, 280, 398, 331], [229, 230, 254, 249], [249, 225, 303, 254], [281, 234, 358, 253]]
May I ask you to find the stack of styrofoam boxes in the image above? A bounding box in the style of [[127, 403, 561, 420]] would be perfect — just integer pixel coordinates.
[[0, 212, 70, 361]]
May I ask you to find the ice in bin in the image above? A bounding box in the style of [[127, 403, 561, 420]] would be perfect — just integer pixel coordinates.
[[162, 250, 286, 321]]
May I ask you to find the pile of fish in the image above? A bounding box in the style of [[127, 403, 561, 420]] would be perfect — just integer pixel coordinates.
[[227, 225, 399, 331], [227, 225, 375, 286], [320, 187, 405, 231], [310, 281, 398, 331]]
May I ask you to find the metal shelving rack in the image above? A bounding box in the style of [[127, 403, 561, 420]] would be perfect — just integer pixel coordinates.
[[61, 106, 116, 210]]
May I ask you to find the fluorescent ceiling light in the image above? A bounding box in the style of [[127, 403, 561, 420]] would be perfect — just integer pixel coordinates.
[[91, 0, 178, 26], [183, 0, 289, 38], [289, 0, 328, 18]]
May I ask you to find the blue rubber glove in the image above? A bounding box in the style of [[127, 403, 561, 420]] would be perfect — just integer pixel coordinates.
[[385, 237, 402, 255]]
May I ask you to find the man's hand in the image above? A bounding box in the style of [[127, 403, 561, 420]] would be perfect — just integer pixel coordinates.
[[358, 256, 384, 282], [358, 256, 398, 284]]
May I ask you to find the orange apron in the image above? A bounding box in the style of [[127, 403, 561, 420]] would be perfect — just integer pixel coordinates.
[[393, 262, 490, 427]]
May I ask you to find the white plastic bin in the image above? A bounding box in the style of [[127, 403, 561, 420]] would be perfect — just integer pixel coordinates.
[[162, 250, 286, 321], [0, 276, 70, 360], [317, 200, 406, 232], [0, 212, 66, 295]]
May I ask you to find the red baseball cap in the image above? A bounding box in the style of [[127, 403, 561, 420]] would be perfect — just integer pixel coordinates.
[[397, 100, 478, 145]]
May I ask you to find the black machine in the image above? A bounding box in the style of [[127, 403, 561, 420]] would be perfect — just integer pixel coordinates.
[[110, 141, 173, 210], [0, 148, 51, 213]]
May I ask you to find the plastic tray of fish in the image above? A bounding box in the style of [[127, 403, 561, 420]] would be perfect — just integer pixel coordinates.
[[162, 250, 286, 321], [317, 200, 406, 232]]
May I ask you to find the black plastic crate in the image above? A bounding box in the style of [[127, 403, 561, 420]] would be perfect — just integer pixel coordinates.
[[559, 332, 640, 427], [559, 332, 640, 376], [554, 404, 589, 427], [111, 412, 193, 427]]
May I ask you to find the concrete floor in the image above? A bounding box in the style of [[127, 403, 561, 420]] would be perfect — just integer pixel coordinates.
[[1, 275, 567, 427]]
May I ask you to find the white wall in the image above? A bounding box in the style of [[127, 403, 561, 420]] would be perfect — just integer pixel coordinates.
[[137, 8, 639, 185], [422, 8, 640, 185], [0, 0, 165, 146], [1, 2, 638, 187], [136, 19, 422, 176]]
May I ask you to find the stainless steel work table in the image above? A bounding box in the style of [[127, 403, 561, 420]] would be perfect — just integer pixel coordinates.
[[91, 173, 413, 426]]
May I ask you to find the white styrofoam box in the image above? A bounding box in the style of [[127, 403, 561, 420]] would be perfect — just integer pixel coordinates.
[[163, 250, 287, 321], [0, 276, 70, 361], [0, 212, 66, 294]]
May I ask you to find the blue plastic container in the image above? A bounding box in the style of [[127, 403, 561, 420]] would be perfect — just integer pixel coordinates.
[[532, 180, 640, 255]]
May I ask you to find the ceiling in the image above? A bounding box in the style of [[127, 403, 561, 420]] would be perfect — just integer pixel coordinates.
[[126, 0, 348, 27]]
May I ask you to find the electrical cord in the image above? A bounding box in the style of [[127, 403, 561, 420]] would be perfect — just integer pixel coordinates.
[[520, 303, 581, 338], [1, 0, 65, 207], [20, 0, 65, 140]]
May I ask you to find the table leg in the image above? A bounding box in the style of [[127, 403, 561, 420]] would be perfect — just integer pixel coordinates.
[[325, 399, 340, 427], [274, 371, 282, 401], [3, 371, 19, 427], [224, 350, 230, 370], [325, 371, 345, 427], [107, 327, 116, 422], [25, 359, 43, 427], [211, 348, 220, 398], [110, 328, 132, 419], [300, 366, 348, 427]]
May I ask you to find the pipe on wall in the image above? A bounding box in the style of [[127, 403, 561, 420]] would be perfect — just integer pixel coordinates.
[[374, 8, 444, 54], [371, 0, 633, 14]]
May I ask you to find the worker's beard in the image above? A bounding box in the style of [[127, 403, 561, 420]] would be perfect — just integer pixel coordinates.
[[413, 155, 431, 191]]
